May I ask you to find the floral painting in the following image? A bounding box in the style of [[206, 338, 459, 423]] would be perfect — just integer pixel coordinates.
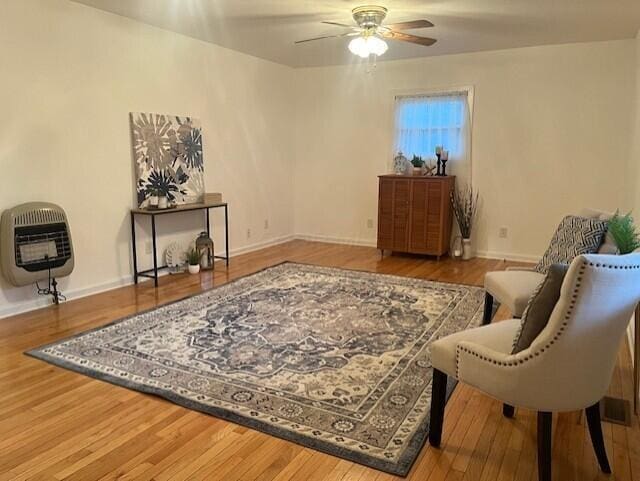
[[130, 112, 204, 207]]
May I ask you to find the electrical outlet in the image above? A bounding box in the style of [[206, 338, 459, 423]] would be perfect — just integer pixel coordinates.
[[264, 219, 269, 230], [246, 228, 251, 239], [367, 218, 374, 229], [499, 227, 508, 239], [144, 241, 152, 254]]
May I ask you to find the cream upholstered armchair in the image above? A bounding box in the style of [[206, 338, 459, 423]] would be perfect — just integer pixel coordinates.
[[482, 208, 616, 324], [428, 253, 640, 481]]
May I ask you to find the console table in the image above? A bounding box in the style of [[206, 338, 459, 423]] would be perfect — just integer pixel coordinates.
[[130, 202, 229, 287]]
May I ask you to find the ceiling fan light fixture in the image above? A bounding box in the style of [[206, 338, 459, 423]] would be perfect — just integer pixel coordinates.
[[348, 36, 369, 58], [367, 35, 388, 56], [348, 35, 388, 58]]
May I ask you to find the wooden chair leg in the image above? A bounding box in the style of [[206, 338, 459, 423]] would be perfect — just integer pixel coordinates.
[[585, 402, 612, 473], [429, 369, 447, 447], [483, 292, 494, 325], [537, 411, 552, 481], [503, 403, 515, 418]]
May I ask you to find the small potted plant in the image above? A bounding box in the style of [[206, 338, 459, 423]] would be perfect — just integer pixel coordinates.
[[451, 185, 479, 260], [148, 188, 159, 208], [411, 155, 424, 176], [157, 191, 169, 209], [186, 247, 201, 274], [608, 211, 640, 254]]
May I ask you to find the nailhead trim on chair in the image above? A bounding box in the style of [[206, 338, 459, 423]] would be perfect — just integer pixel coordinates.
[[454, 260, 640, 379]]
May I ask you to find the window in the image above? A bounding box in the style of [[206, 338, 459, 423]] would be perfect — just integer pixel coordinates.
[[393, 91, 471, 178]]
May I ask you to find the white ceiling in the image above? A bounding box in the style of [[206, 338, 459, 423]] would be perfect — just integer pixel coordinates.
[[72, 0, 640, 68]]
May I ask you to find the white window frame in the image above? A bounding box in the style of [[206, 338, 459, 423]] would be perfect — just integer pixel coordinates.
[[390, 85, 475, 183]]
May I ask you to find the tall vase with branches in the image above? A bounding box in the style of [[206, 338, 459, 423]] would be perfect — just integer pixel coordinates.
[[451, 185, 479, 260]]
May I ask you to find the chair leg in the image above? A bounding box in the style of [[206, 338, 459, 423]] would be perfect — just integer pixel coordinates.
[[503, 403, 515, 418], [537, 411, 552, 481], [585, 402, 612, 473], [483, 292, 494, 325], [429, 369, 447, 447]]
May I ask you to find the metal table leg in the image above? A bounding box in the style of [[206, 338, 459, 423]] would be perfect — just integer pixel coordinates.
[[131, 212, 138, 284], [224, 204, 229, 267], [151, 215, 158, 287]]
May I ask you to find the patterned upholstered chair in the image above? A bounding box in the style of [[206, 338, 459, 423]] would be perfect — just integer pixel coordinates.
[[482, 209, 616, 324], [428, 253, 640, 481]]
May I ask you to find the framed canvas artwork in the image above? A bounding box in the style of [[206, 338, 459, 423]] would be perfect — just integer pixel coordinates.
[[130, 112, 204, 207]]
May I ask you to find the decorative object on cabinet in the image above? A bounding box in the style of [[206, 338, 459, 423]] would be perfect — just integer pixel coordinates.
[[451, 185, 478, 260], [393, 152, 409, 175], [440, 150, 449, 176], [424, 161, 436, 176], [435, 146, 443, 176], [410, 155, 424, 176], [0, 202, 74, 305], [130, 112, 205, 208], [186, 247, 201, 274], [130, 201, 229, 287], [196, 231, 215, 270], [377, 175, 455, 259]]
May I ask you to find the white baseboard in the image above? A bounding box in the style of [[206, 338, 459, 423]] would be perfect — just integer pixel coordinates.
[[0, 234, 296, 320], [0, 275, 134, 320], [295, 234, 541, 263], [294, 234, 377, 247], [475, 250, 541, 263], [0, 234, 541, 320]]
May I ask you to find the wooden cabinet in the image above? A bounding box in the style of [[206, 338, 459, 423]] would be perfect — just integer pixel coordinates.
[[377, 175, 455, 258]]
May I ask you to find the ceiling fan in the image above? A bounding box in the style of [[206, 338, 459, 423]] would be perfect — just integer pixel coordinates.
[[295, 5, 436, 58]]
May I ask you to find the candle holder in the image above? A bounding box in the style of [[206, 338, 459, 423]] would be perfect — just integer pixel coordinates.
[[441, 157, 448, 176], [436, 153, 442, 176]]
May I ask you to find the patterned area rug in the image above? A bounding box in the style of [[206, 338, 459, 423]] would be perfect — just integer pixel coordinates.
[[28, 262, 489, 475]]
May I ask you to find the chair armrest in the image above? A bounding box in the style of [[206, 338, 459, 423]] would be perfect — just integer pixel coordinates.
[[505, 266, 535, 272]]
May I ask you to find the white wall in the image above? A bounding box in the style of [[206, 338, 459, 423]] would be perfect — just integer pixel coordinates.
[[633, 32, 640, 213], [628, 30, 640, 377], [1, 2, 638, 318], [0, 0, 295, 316], [293, 40, 636, 260]]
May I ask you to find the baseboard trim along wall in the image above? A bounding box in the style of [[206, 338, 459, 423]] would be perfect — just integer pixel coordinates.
[[294, 234, 378, 248], [0, 234, 296, 320], [0, 235, 544, 319]]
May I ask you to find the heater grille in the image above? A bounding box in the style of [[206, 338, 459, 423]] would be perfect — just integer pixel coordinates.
[[1, 203, 74, 287], [14, 209, 66, 227]]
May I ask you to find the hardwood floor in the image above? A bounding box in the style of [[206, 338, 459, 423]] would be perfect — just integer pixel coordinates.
[[0, 240, 638, 480]]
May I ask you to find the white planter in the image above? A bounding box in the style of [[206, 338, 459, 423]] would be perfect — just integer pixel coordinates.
[[188, 264, 200, 274], [148, 195, 159, 207], [462, 238, 473, 260], [158, 196, 168, 209]]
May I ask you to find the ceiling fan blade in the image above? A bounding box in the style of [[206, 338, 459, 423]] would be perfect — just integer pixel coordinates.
[[295, 32, 358, 44], [381, 30, 437, 46], [321, 21, 357, 29], [384, 19, 434, 30]]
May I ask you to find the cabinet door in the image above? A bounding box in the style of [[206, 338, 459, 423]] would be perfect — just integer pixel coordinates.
[[377, 178, 394, 250], [409, 181, 429, 252], [392, 179, 411, 251], [426, 181, 443, 252]]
